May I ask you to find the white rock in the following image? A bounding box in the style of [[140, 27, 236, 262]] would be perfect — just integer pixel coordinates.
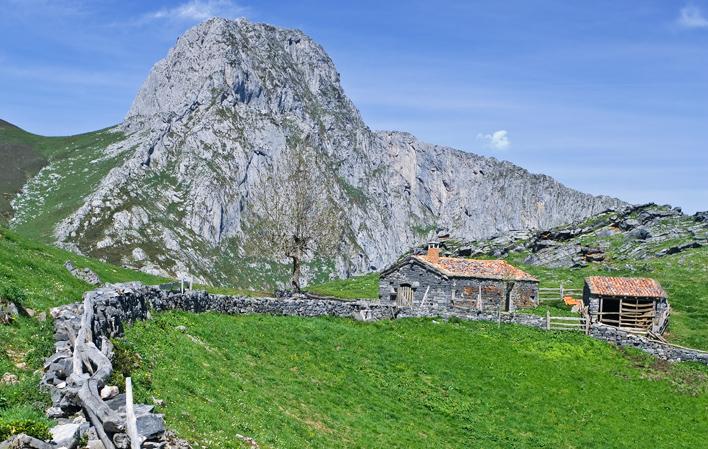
[[100, 385, 119, 399]]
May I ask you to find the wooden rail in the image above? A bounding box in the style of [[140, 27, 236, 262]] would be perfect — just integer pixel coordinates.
[[546, 310, 589, 334], [538, 284, 582, 302]]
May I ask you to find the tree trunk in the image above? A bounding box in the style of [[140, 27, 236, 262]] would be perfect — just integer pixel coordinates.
[[291, 255, 302, 292]]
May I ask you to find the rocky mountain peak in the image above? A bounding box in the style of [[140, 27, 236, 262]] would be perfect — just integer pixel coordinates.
[[125, 18, 358, 131], [14, 18, 626, 286]]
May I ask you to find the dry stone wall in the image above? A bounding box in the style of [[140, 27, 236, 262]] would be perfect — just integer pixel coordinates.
[[8, 281, 705, 449]]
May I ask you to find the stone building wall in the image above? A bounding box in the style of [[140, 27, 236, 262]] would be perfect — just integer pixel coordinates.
[[379, 260, 538, 311]]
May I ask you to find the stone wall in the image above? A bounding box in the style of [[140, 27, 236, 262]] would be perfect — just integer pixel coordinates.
[[589, 324, 708, 364], [28, 281, 708, 449]]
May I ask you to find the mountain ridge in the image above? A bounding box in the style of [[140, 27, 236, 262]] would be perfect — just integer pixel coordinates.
[[6, 17, 625, 286]]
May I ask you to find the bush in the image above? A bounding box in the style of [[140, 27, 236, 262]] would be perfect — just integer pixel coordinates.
[[0, 407, 52, 441], [0, 284, 27, 305]]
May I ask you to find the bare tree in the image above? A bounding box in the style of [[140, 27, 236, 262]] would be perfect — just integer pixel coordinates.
[[247, 143, 342, 292]]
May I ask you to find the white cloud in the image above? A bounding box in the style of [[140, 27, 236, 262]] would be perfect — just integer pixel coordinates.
[[477, 130, 511, 150], [677, 5, 708, 29], [144, 0, 246, 23]]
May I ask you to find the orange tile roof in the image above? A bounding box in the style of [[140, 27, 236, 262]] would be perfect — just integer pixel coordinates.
[[585, 276, 666, 298], [414, 255, 538, 282]]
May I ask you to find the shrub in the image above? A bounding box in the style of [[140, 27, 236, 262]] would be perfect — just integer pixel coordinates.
[[0, 407, 52, 441]]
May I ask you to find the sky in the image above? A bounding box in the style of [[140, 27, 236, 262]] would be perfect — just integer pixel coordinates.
[[0, 0, 706, 213]]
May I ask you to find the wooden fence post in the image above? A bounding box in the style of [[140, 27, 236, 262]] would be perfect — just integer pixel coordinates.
[[560, 282, 564, 301], [546, 310, 551, 330], [125, 377, 141, 449]]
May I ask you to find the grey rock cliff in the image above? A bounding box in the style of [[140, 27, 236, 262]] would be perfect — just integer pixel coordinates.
[[50, 18, 624, 285]]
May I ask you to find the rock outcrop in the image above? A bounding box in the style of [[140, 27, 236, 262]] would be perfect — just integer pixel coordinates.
[[27, 18, 623, 286], [429, 203, 707, 269]]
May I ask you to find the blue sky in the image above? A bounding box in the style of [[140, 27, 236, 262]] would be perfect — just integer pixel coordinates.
[[1, 0, 706, 213]]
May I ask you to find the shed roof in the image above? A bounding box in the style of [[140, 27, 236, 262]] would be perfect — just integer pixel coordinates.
[[584, 276, 666, 299], [413, 255, 538, 282]]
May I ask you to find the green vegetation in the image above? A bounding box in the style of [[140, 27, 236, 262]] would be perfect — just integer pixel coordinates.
[[120, 312, 708, 449], [0, 227, 166, 440], [506, 247, 708, 350], [309, 246, 708, 350], [306, 273, 379, 299], [0, 120, 127, 241]]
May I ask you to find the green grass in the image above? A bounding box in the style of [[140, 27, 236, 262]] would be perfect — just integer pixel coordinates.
[[314, 246, 708, 350], [0, 226, 167, 440], [507, 247, 708, 350], [1, 120, 127, 241], [120, 312, 708, 449], [306, 273, 379, 299]]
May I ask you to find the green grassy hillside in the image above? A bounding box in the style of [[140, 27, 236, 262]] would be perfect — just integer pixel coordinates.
[[314, 246, 708, 350], [0, 227, 166, 440], [120, 312, 707, 449], [0, 120, 126, 241]]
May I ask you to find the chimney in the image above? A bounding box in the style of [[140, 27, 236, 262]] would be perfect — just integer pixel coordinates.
[[427, 242, 440, 263]]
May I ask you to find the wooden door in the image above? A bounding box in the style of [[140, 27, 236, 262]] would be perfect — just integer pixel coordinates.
[[397, 285, 414, 307]]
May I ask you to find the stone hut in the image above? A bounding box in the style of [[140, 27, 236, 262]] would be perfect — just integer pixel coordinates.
[[379, 244, 539, 312], [583, 276, 669, 334]]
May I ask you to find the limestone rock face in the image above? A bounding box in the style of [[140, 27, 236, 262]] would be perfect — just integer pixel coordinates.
[[51, 18, 624, 285]]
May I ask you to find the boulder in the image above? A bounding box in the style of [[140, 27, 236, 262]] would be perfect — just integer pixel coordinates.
[[694, 211, 708, 223], [100, 385, 119, 400], [0, 434, 54, 449], [136, 414, 166, 441], [50, 423, 80, 449], [627, 227, 651, 240], [0, 300, 19, 325], [619, 218, 640, 230]]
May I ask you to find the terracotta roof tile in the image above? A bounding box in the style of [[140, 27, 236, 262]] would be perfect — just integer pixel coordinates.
[[585, 276, 666, 298], [414, 256, 538, 282]]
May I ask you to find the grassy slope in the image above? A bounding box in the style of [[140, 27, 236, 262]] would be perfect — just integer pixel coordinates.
[[306, 273, 379, 299], [310, 247, 708, 350], [121, 312, 708, 449], [0, 120, 126, 241], [0, 227, 166, 440], [506, 247, 708, 350], [0, 121, 47, 223]]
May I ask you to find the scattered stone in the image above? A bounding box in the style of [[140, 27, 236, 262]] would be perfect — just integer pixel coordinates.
[[100, 385, 119, 400], [175, 325, 187, 333], [236, 434, 260, 448], [87, 440, 106, 449], [0, 300, 19, 325], [694, 211, 708, 223], [112, 433, 130, 449], [49, 423, 80, 449], [46, 407, 65, 419], [64, 261, 102, 286], [1, 372, 19, 385], [0, 434, 54, 449], [656, 241, 703, 257]]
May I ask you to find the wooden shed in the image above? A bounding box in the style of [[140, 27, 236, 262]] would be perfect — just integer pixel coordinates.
[[583, 276, 670, 335]]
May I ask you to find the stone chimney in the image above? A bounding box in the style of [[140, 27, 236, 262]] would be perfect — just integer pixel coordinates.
[[427, 242, 440, 263]]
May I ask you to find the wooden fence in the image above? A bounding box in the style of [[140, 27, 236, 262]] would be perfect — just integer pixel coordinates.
[[538, 284, 582, 302], [546, 310, 590, 334]]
